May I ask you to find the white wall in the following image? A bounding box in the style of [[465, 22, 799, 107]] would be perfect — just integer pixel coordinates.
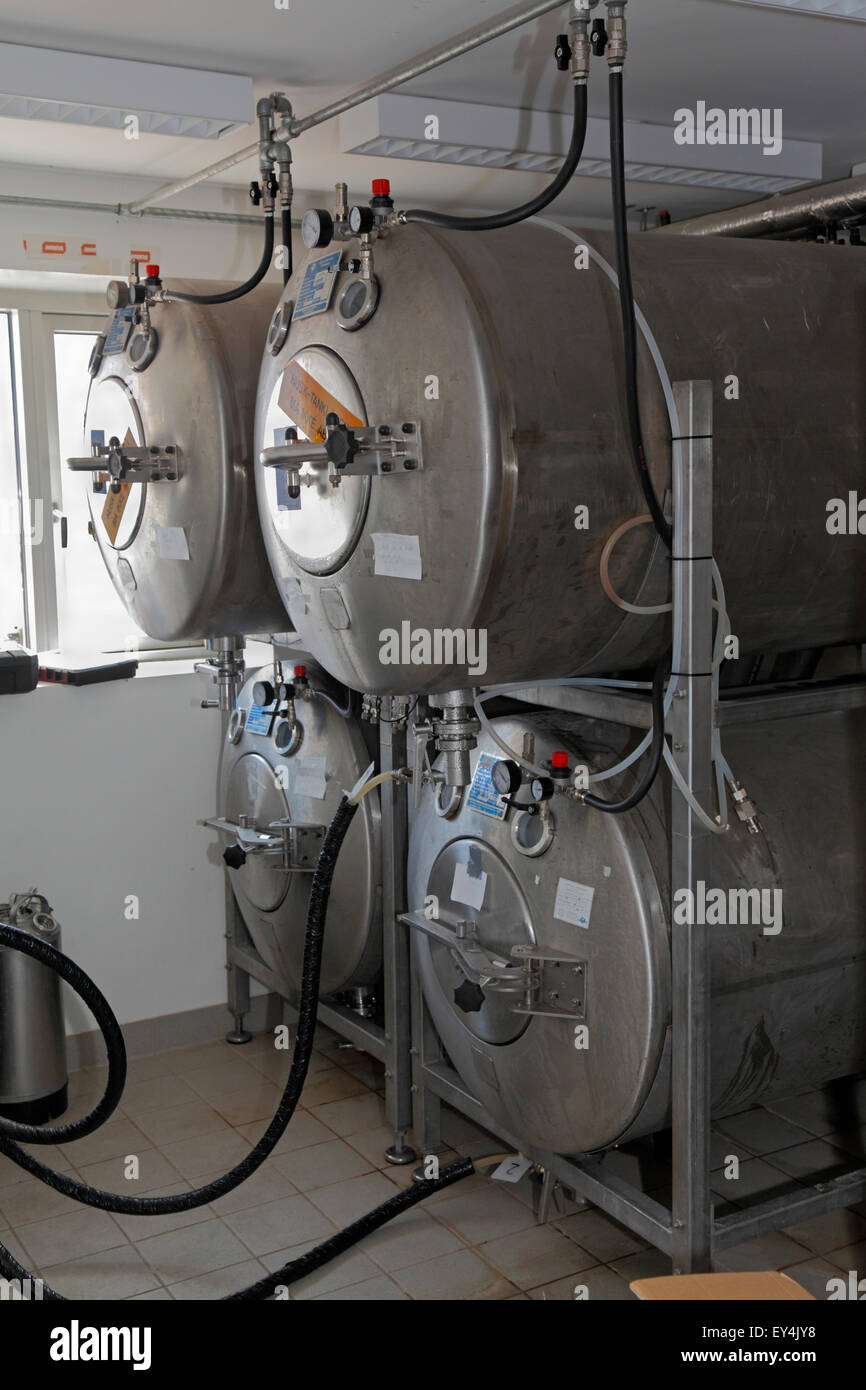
[[0, 669, 231, 1033]]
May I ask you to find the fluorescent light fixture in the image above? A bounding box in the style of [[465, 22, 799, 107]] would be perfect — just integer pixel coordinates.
[[0, 42, 252, 138], [343, 95, 821, 194], [721, 0, 866, 19]]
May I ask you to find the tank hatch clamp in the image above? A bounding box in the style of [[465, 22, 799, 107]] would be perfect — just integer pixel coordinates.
[[260, 415, 423, 497], [67, 437, 181, 491], [199, 816, 326, 873], [401, 911, 587, 1021]]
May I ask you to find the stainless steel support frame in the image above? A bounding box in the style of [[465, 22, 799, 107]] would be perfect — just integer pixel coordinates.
[[668, 379, 715, 1273], [404, 379, 866, 1271], [221, 693, 416, 1162]]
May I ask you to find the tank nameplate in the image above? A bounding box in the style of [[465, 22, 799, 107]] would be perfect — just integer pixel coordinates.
[[467, 753, 509, 821], [103, 308, 135, 355], [292, 252, 342, 321], [245, 703, 272, 736]]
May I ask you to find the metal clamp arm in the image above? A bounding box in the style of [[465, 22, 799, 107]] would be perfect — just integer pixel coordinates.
[[67, 436, 181, 486]]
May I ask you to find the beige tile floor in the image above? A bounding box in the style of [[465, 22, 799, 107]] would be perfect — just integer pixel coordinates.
[[1, 1028, 864, 1301]]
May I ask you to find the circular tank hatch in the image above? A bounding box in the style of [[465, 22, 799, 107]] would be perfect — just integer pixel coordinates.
[[223, 752, 290, 914], [83, 376, 148, 550], [261, 345, 370, 576], [427, 838, 536, 1047]]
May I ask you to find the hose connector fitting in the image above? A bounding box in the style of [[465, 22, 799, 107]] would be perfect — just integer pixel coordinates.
[[568, 17, 592, 81], [604, 0, 628, 67]]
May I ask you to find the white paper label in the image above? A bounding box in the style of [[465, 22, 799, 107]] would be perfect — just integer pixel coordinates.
[[450, 860, 487, 911], [490, 1154, 533, 1184], [154, 525, 189, 560], [294, 755, 327, 800], [553, 877, 595, 929], [371, 532, 422, 581]]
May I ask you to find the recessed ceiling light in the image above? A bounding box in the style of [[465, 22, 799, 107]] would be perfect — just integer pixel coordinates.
[[343, 95, 822, 195], [721, 0, 866, 20], [0, 42, 252, 138]]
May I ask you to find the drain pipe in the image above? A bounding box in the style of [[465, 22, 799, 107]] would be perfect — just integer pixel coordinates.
[[654, 173, 866, 239]]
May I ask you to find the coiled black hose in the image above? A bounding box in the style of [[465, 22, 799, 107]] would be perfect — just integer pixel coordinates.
[[164, 212, 275, 305], [0, 927, 127, 1145], [401, 80, 588, 232], [0, 797, 356, 1214], [0, 793, 475, 1299], [581, 659, 668, 814], [608, 70, 672, 550], [0, 1158, 475, 1302]]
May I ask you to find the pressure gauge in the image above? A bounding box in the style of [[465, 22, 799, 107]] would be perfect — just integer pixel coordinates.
[[348, 205, 376, 236], [301, 209, 334, 249], [491, 759, 522, 797], [530, 776, 555, 803], [252, 679, 275, 708]]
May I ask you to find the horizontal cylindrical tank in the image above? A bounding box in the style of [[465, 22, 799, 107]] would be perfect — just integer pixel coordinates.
[[407, 703, 866, 1154], [216, 665, 381, 999], [255, 222, 866, 693], [83, 281, 286, 641]]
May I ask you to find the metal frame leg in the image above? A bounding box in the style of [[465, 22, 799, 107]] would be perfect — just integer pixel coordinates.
[[225, 880, 252, 1044], [409, 928, 443, 1156], [669, 379, 715, 1272], [380, 701, 417, 1165]]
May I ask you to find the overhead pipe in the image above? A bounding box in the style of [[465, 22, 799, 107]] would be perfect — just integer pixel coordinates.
[[655, 174, 866, 239], [124, 0, 571, 216]]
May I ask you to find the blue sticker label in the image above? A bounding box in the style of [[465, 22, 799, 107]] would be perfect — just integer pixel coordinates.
[[90, 430, 107, 492], [103, 307, 135, 355], [273, 427, 301, 511], [467, 753, 509, 821], [292, 251, 342, 321], [245, 703, 272, 736]]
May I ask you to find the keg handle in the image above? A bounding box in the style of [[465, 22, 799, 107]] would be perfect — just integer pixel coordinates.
[[67, 436, 182, 491], [200, 815, 325, 873], [401, 909, 587, 1021], [260, 415, 423, 499]]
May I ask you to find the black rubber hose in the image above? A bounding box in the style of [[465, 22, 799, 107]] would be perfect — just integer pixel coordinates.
[[402, 80, 587, 232], [608, 70, 672, 550], [0, 925, 127, 1144], [0, 797, 357, 1215], [0, 1159, 475, 1301], [164, 212, 275, 305], [281, 204, 293, 285], [581, 660, 668, 814]]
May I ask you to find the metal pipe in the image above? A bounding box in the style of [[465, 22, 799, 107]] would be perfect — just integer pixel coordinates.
[[655, 173, 866, 239], [124, 0, 570, 215], [0, 192, 286, 226]]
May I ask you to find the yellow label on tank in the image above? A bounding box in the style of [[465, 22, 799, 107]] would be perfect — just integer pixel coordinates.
[[100, 427, 136, 543], [278, 361, 364, 443]]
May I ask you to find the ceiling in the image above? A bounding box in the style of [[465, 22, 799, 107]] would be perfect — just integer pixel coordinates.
[[0, 0, 863, 223]]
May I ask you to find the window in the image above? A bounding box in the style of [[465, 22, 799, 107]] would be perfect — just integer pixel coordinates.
[[52, 326, 147, 654], [0, 312, 28, 643]]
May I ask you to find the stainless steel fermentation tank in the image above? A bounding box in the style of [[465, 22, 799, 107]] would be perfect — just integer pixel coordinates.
[[215, 666, 382, 1000], [82, 282, 285, 641], [255, 221, 866, 692], [407, 706, 866, 1156]]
